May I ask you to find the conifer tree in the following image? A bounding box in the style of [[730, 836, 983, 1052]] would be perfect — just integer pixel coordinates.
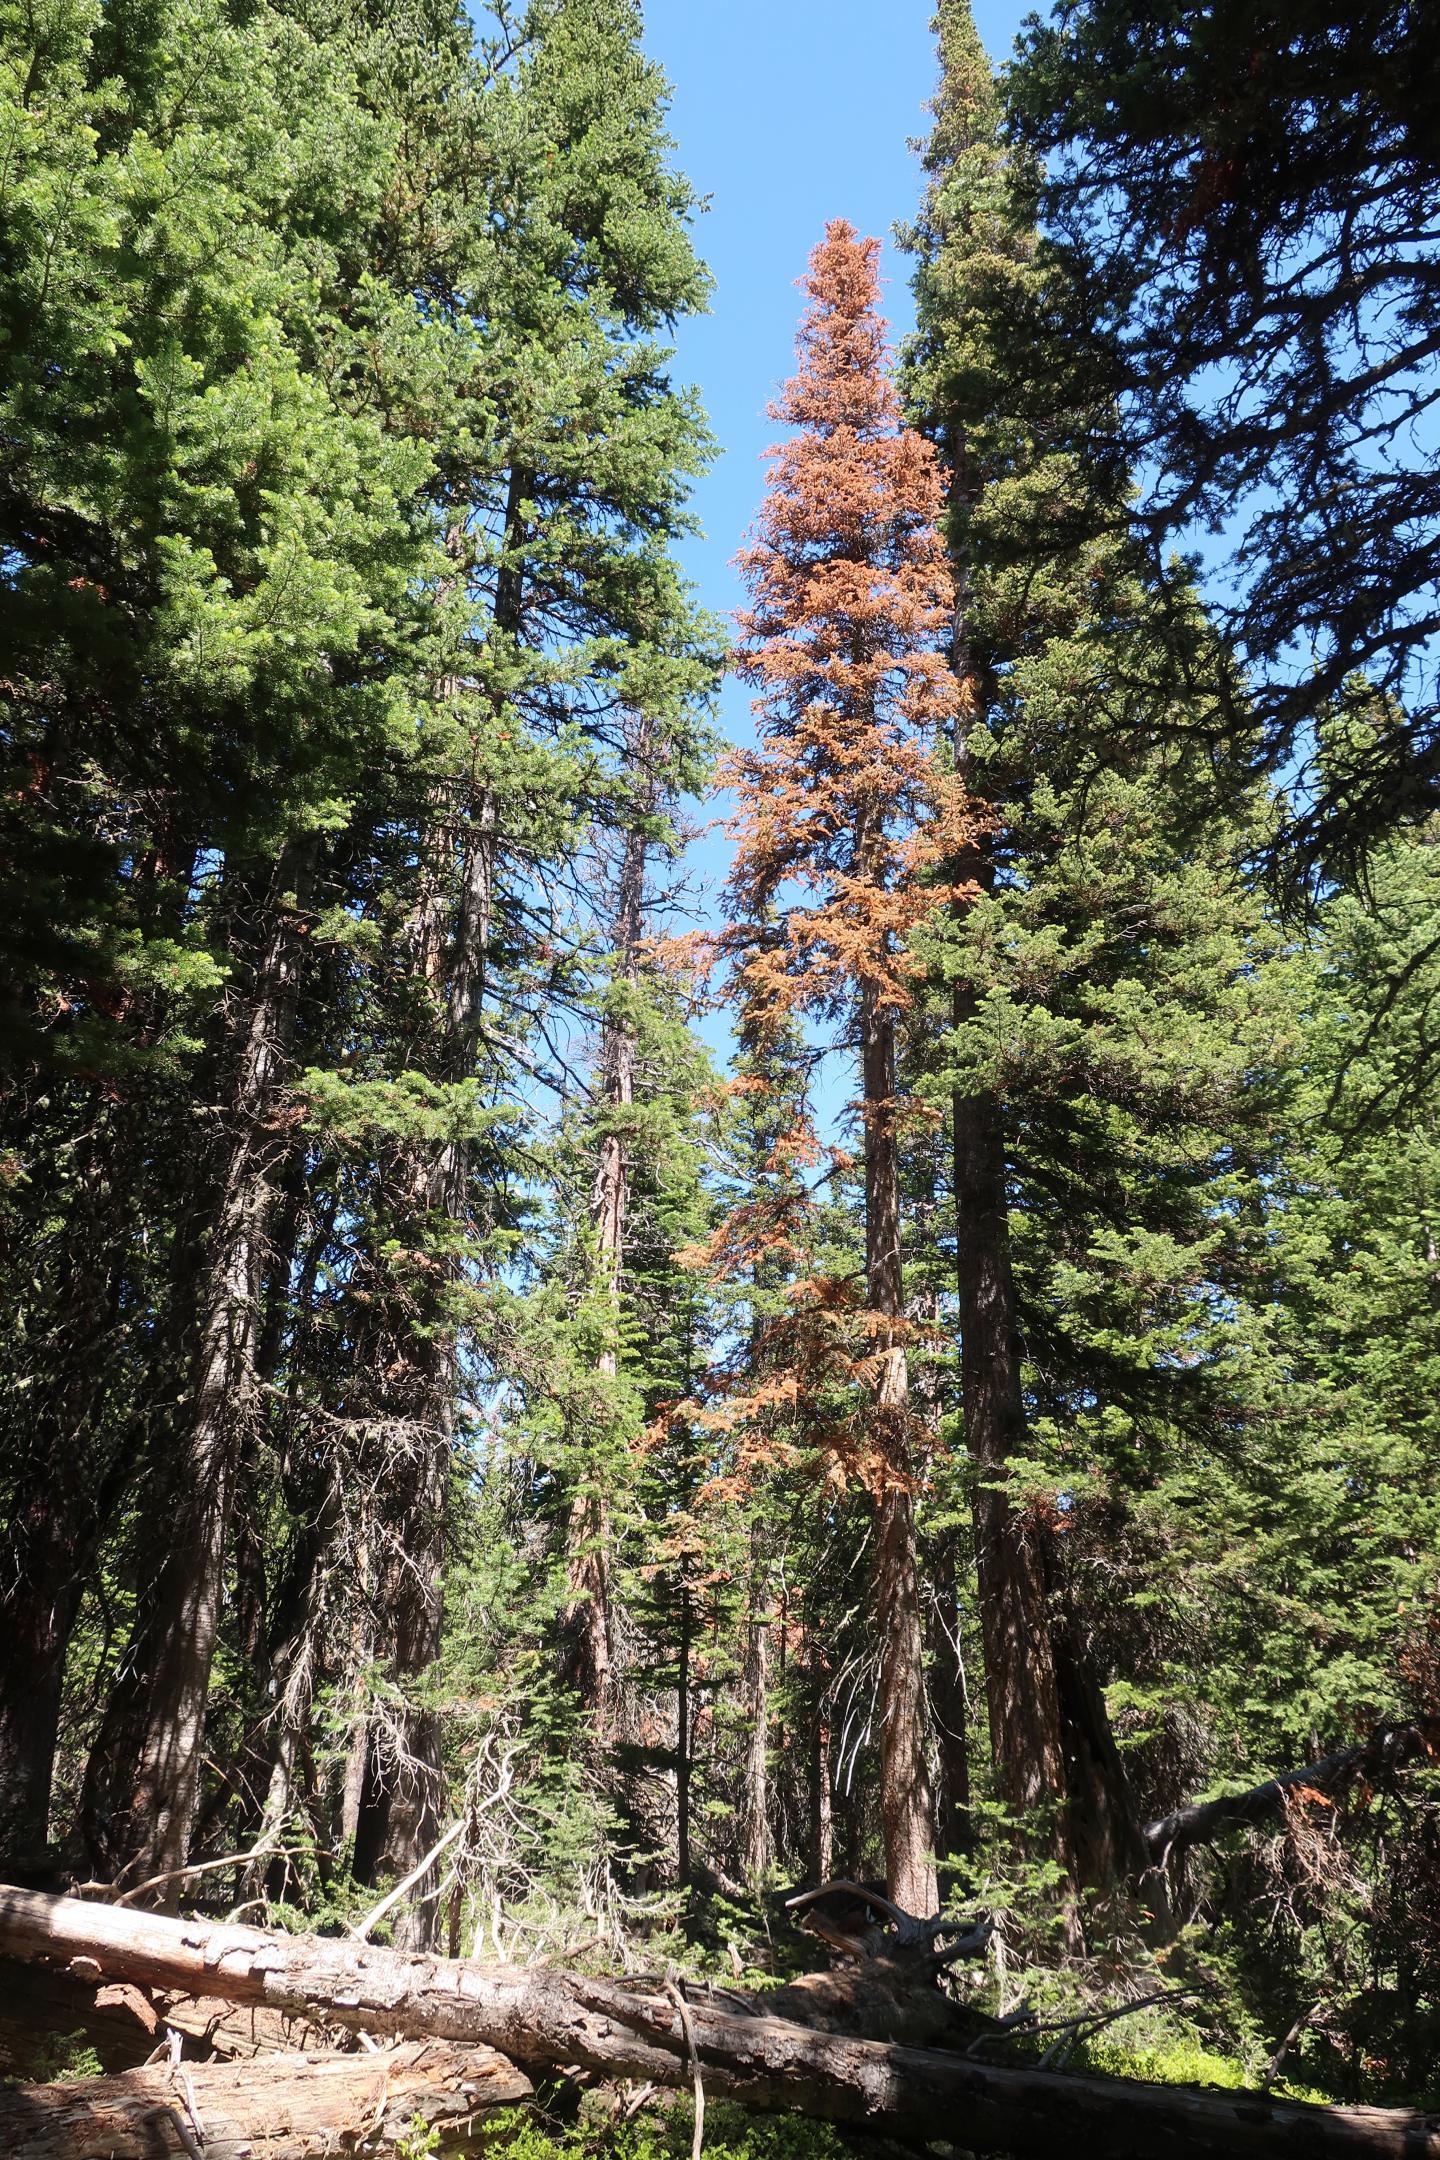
[[905, 0, 1291, 1896], [719, 221, 966, 1913]]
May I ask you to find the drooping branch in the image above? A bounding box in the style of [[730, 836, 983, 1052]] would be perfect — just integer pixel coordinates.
[[1141, 1721, 1440, 1866]]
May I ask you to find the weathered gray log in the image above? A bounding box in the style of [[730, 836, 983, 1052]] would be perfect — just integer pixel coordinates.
[[0, 2037, 531, 2158], [1142, 1721, 1440, 1864], [1, 1885, 1438, 2160]]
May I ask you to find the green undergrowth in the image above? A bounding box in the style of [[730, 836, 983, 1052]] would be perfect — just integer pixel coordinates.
[[2, 2030, 103, 2086], [1071, 2033, 1328, 2104], [480, 2100, 849, 2160]]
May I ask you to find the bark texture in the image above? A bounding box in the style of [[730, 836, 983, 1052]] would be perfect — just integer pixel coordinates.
[[562, 732, 652, 1720], [352, 775, 497, 1949], [1, 1888, 1437, 2160], [0, 1119, 136, 1866]]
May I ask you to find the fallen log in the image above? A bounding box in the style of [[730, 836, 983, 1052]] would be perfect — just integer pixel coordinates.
[[0, 1953, 344, 2074], [0, 2037, 531, 2158], [2, 1886, 1438, 2159], [1142, 1720, 1440, 1865]]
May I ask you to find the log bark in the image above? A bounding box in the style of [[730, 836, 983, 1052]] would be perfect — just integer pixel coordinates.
[[0, 2038, 530, 2158], [3, 1886, 1438, 2160], [1142, 1721, 1440, 1864]]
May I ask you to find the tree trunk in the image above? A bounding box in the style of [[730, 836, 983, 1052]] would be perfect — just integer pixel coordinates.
[[943, 434, 1134, 1898], [811, 1709, 834, 1884], [563, 718, 655, 1719], [861, 985, 936, 1916], [743, 1555, 771, 1880], [0, 1116, 143, 1868], [352, 1432, 447, 1951], [0, 1511, 94, 1870], [3, 1888, 1436, 2160], [676, 1576, 693, 1889], [1049, 1552, 1145, 1883], [354, 484, 531, 1936], [927, 1528, 971, 1859], [0, 2040, 529, 2159], [86, 841, 313, 1895], [352, 773, 496, 1949], [952, 1075, 1076, 1863]]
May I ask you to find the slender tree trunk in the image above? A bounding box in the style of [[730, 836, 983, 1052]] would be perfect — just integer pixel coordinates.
[[339, 1527, 374, 1857], [811, 1717, 834, 1884], [676, 1575, 693, 1890], [861, 985, 936, 1916], [352, 1426, 447, 1946], [743, 1540, 771, 1880], [927, 1529, 971, 1859], [563, 721, 653, 1719], [354, 485, 531, 1928], [86, 841, 313, 1894]]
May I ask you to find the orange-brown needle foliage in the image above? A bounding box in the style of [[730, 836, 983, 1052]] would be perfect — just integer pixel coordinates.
[[694, 219, 973, 1484], [721, 219, 970, 1042]]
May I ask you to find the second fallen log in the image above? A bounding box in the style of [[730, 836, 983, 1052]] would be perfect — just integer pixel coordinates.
[[0, 2037, 532, 2159]]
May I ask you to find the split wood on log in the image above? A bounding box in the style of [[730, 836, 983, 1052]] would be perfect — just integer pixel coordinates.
[[0, 2036, 532, 2158], [2, 1884, 1439, 2160], [0, 1953, 341, 2071]]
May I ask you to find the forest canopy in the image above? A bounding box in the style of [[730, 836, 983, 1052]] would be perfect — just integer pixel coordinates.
[[1, 0, 1438, 2153]]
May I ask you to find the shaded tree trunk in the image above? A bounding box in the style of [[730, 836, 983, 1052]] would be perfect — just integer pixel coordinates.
[[0, 1118, 144, 1867], [676, 1575, 693, 1888], [927, 1528, 971, 1860], [84, 840, 313, 1894], [353, 790, 494, 1949], [743, 1537, 771, 1880], [562, 728, 653, 1719], [952, 1071, 1076, 1873], [944, 471, 1131, 1894]]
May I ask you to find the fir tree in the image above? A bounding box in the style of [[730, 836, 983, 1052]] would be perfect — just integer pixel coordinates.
[[905, 0, 1292, 1896]]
